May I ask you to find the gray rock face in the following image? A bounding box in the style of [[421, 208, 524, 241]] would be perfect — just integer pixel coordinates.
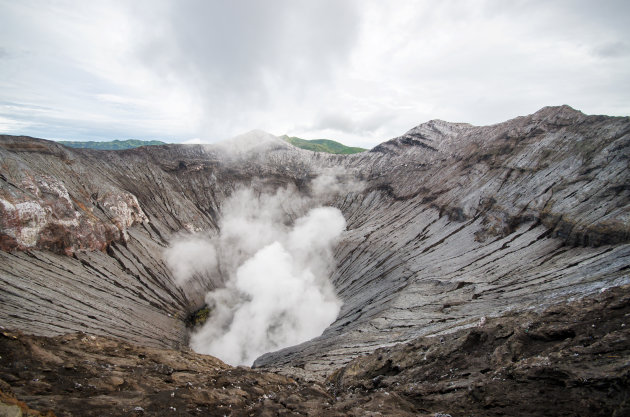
[[1, 105, 629, 380], [255, 105, 630, 377]]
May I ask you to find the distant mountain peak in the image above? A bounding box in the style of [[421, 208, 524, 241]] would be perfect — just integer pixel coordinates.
[[534, 104, 582, 115], [214, 130, 291, 154]]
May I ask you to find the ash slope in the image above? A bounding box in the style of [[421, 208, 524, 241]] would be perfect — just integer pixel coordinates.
[[0, 105, 629, 383]]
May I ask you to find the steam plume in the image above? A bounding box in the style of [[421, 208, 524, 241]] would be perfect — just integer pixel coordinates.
[[165, 178, 351, 365]]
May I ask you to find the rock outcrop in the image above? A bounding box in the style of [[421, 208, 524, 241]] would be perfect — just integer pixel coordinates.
[[1, 284, 628, 416], [328, 284, 630, 417], [1, 105, 629, 414]]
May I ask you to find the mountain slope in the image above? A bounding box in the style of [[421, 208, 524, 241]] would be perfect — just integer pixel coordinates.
[[58, 139, 166, 150]]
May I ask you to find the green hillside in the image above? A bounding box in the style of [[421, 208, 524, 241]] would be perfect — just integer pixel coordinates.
[[58, 136, 366, 154], [58, 139, 166, 150], [281, 135, 366, 154]]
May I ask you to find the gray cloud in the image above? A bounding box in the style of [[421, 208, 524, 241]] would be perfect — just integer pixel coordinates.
[[125, 0, 361, 138], [311, 110, 399, 138], [0, 0, 629, 146], [593, 41, 630, 58]]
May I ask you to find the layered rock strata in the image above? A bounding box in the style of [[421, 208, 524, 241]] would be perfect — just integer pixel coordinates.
[[257, 105, 630, 377], [0, 105, 628, 385]]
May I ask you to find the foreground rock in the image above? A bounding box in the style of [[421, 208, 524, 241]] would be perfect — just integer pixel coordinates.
[[1, 285, 628, 416], [329, 284, 630, 417]]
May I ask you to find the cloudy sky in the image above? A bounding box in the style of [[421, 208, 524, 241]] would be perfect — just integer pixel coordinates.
[[1, 0, 629, 147]]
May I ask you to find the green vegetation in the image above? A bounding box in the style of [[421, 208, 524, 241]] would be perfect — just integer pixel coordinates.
[[58, 139, 166, 150], [280, 135, 366, 154], [186, 306, 210, 328]]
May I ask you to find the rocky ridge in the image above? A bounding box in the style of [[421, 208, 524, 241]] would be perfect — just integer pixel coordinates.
[[256, 105, 630, 377], [1, 105, 629, 414]]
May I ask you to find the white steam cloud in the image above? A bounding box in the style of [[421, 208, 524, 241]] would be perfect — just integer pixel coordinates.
[[164, 236, 217, 286], [165, 178, 353, 365]]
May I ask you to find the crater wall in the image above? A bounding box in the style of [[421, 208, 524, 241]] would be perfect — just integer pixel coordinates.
[[1, 106, 629, 379]]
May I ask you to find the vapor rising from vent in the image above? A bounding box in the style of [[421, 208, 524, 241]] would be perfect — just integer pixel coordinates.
[[165, 170, 361, 365]]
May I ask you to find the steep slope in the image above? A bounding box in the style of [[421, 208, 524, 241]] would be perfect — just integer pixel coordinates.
[[0, 134, 330, 350], [1, 105, 629, 395], [256, 105, 630, 377]]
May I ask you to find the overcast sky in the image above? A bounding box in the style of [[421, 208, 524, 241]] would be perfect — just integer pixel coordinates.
[[1, 0, 629, 147]]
